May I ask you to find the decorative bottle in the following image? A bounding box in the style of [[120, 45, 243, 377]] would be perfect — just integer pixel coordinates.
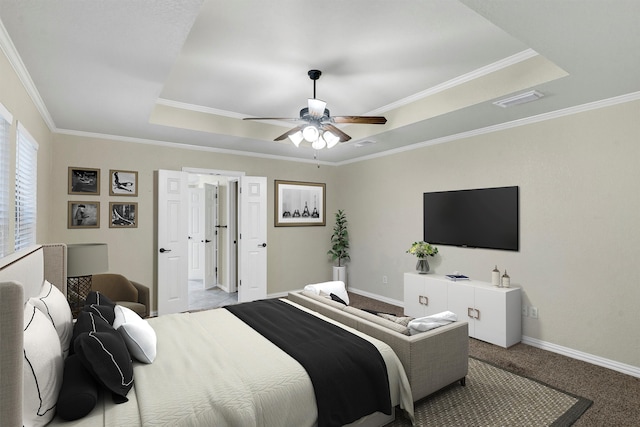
[[492, 265, 501, 287], [501, 270, 511, 288]]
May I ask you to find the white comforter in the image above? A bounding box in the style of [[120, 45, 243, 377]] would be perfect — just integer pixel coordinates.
[[50, 300, 414, 426]]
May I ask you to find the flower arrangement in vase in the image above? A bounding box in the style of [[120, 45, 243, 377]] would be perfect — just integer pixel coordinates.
[[406, 241, 438, 274]]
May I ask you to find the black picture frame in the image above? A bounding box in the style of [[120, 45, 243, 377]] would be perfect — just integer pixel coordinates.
[[109, 169, 138, 196], [275, 180, 325, 227], [109, 202, 138, 228], [68, 201, 100, 228], [68, 167, 100, 195]]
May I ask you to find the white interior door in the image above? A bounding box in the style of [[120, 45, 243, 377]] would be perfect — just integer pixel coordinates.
[[238, 176, 267, 303], [203, 183, 217, 289], [157, 169, 189, 316], [188, 188, 204, 281], [228, 179, 238, 293]]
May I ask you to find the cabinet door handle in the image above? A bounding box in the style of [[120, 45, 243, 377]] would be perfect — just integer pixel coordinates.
[[467, 307, 475, 318], [474, 309, 480, 320], [418, 295, 428, 305]]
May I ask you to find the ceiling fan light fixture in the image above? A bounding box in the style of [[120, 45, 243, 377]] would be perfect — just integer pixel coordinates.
[[308, 98, 327, 118], [288, 130, 303, 147], [312, 135, 327, 150], [302, 125, 319, 142], [323, 130, 339, 148]]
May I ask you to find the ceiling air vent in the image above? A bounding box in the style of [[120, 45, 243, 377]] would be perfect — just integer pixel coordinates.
[[354, 140, 376, 148], [493, 90, 544, 108]]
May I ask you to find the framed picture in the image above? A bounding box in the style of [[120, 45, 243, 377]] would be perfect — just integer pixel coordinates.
[[68, 167, 100, 195], [68, 201, 100, 228], [275, 180, 325, 227], [109, 202, 138, 228], [109, 169, 138, 196]]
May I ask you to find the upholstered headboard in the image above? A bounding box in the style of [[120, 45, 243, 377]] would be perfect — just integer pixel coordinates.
[[0, 243, 67, 427]]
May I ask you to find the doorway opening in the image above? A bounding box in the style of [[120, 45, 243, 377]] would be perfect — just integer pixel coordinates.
[[185, 169, 240, 311]]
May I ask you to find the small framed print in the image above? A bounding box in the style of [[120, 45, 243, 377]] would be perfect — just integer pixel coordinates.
[[109, 169, 138, 196], [109, 202, 138, 228], [275, 180, 325, 227], [68, 167, 100, 195], [68, 201, 100, 228]]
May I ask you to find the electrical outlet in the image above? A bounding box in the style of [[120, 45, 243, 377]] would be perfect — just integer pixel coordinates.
[[522, 306, 528, 317], [382, 275, 388, 284], [530, 307, 538, 319]]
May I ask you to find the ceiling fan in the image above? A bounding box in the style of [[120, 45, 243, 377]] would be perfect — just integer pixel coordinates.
[[243, 70, 387, 149]]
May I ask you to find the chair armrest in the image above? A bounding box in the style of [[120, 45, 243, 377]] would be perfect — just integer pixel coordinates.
[[130, 280, 150, 317]]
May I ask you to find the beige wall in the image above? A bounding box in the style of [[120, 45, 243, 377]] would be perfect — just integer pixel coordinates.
[[337, 99, 640, 368], [2, 45, 639, 372], [47, 134, 340, 306], [0, 46, 54, 247]]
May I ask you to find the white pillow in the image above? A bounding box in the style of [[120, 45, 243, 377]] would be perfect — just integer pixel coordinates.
[[113, 305, 157, 363], [408, 311, 458, 334], [29, 280, 73, 357], [23, 302, 64, 427], [303, 280, 350, 305]]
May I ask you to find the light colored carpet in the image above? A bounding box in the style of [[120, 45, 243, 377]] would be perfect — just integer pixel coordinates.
[[387, 357, 591, 426]]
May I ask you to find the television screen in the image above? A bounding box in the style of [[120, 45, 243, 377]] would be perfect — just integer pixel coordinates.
[[423, 186, 519, 251]]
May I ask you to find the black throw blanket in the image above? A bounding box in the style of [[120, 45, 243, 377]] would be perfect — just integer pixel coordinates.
[[226, 299, 392, 427]]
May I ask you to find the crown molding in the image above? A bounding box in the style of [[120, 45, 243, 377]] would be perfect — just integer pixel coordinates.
[[55, 128, 334, 166], [340, 90, 640, 166], [367, 49, 539, 115], [0, 21, 56, 132]]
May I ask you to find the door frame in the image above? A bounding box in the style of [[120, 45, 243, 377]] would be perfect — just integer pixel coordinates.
[[183, 167, 245, 294]]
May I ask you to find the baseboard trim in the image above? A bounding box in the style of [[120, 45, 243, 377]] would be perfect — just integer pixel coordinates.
[[522, 335, 640, 378], [280, 287, 640, 378]]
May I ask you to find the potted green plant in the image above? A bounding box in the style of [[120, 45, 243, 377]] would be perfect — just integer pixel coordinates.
[[328, 209, 350, 283]]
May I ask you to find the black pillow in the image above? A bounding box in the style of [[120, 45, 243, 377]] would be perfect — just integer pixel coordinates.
[[56, 354, 99, 420], [70, 311, 114, 356], [330, 293, 347, 305], [85, 291, 115, 308], [83, 303, 115, 325], [74, 328, 134, 403]]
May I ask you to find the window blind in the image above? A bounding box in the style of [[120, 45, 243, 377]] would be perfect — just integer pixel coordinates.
[[15, 122, 38, 251], [0, 103, 12, 258]]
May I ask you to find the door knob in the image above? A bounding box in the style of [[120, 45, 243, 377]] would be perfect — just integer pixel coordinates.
[[159, 248, 171, 253], [205, 239, 211, 243], [258, 243, 267, 247]]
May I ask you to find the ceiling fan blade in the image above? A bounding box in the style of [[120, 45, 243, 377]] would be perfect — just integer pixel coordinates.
[[274, 125, 305, 141], [308, 98, 327, 118], [332, 116, 387, 124], [323, 124, 351, 142]]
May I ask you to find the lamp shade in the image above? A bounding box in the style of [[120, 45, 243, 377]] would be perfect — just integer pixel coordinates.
[[288, 130, 303, 147], [67, 243, 109, 277], [323, 130, 340, 148], [302, 125, 319, 142], [312, 135, 327, 150]]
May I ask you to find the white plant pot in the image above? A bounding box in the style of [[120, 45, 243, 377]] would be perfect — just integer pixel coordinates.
[[332, 266, 347, 285]]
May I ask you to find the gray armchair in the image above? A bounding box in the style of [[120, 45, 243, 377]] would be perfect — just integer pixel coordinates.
[[91, 273, 150, 318]]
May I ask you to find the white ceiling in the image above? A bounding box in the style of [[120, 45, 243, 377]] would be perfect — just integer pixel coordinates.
[[1, 0, 639, 164]]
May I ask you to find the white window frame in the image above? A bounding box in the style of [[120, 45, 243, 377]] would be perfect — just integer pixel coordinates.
[[0, 102, 12, 258], [15, 121, 38, 252]]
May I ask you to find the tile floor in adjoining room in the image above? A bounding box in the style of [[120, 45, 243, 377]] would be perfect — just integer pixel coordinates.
[[188, 279, 238, 312]]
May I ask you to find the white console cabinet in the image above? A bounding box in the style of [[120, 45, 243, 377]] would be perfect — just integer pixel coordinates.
[[404, 273, 521, 348]]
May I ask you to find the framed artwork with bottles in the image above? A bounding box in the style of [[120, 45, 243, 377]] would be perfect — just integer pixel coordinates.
[[274, 180, 325, 227]]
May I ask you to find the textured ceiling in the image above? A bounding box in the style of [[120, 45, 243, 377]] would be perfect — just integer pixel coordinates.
[[1, 0, 639, 164]]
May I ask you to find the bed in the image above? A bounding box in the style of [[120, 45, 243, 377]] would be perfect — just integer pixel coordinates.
[[0, 245, 414, 427]]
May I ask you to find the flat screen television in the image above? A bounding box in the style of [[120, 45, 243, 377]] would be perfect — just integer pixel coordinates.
[[423, 186, 519, 251]]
